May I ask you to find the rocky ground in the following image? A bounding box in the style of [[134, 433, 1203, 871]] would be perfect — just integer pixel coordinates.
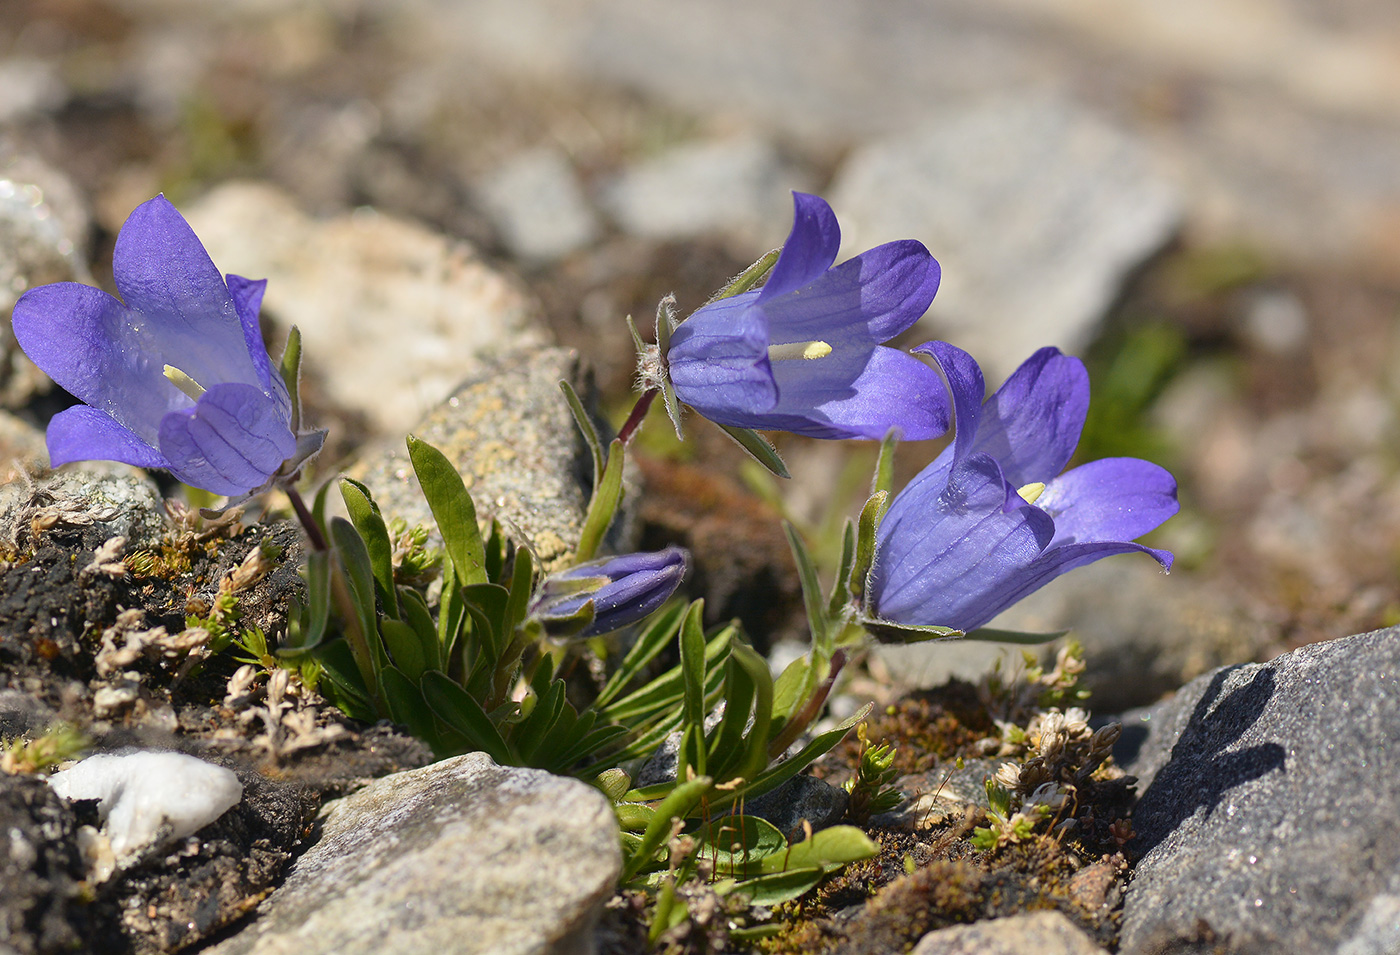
[[2, 1, 1399, 953]]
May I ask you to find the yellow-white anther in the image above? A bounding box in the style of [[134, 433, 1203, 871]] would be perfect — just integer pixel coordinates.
[[767, 340, 833, 361], [1017, 482, 1046, 505], [163, 365, 206, 401]]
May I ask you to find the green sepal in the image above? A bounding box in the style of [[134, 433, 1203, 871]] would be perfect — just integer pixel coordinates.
[[964, 627, 1071, 645], [717, 424, 789, 479], [848, 489, 888, 604], [708, 249, 779, 302], [858, 615, 964, 643], [278, 325, 305, 432], [872, 428, 898, 498]]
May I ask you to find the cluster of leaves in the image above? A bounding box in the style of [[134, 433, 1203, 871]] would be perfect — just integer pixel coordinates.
[[843, 724, 903, 824], [1, 724, 89, 774]]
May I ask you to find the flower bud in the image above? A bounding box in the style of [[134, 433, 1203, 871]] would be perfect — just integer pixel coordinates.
[[532, 547, 688, 638]]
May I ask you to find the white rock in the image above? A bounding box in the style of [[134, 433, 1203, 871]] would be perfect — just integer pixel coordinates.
[[47, 751, 243, 859]]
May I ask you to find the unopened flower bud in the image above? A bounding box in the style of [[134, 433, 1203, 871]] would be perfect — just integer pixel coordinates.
[[533, 547, 688, 638]]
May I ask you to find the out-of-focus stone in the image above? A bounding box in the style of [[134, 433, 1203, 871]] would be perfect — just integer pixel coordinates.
[[599, 135, 802, 252], [0, 146, 92, 408], [830, 94, 1182, 381], [911, 911, 1109, 955], [1117, 628, 1400, 955], [183, 181, 544, 439], [206, 753, 621, 955], [474, 146, 599, 261]]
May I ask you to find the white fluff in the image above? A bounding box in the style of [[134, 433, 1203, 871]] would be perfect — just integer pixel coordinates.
[[47, 751, 243, 858]]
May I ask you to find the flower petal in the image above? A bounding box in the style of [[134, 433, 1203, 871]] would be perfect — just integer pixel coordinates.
[[226, 274, 275, 392], [950, 540, 1174, 631], [1040, 457, 1180, 548], [870, 452, 1054, 627], [762, 239, 941, 347], [45, 405, 170, 470], [758, 192, 841, 301], [11, 282, 183, 444], [158, 383, 296, 496], [973, 348, 1089, 487], [668, 293, 778, 423], [112, 196, 260, 389], [768, 345, 950, 439]]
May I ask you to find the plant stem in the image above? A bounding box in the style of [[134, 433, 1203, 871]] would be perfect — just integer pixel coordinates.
[[616, 388, 657, 446], [286, 486, 327, 552]]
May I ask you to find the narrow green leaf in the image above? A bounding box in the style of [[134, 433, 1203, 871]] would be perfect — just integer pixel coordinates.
[[706, 650, 757, 782], [769, 654, 812, 727], [281, 549, 332, 655], [621, 775, 713, 883], [827, 519, 857, 618], [678, 601, 707, 726], [600, 626, 732, 722], [783, 522, 830, 656], [379, 665, 438, 747], [380, 618, 427, 680], [340, 478, 397, 618], [397, 586, 441, 673], [419, 670, 513, 765], [313, 638, 376, 722], [407, 435, 486, 586], [725, 642, 773, 785], [717, 425, 789, 479], [329, 517, 386, 676], [575, 438, 625, 562], [559, 379, 605, 488], [437, 560, 466, 669], [593, 601, 685, 710], [503, 546, 535, 637], [717, 704, 872, 810]]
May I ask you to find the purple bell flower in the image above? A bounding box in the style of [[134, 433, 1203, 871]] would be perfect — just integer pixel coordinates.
[[11, 195, 323, 499], [665, 192, 949, 440], [866, 342, 1178, 632], [533, 547, 689, 637]]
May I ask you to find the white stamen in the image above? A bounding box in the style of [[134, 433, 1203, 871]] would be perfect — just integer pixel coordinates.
[[163, 365, 206, 400], [767, 340, 833, 361], [1017, 482, 1047, 505]]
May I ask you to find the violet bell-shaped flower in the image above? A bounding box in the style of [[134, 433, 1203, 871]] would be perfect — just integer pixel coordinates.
[[865, 342, 1178, 634], [664, 192, 950, 440], [532, 547, 688, 638], [12, 195, 324, 500]]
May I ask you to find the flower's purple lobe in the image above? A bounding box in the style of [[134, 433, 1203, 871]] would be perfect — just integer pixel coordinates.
[[12, 195, 322, 497], [533, 547, 689, 637], [666, 192, 949, 440], [866, 342, 1178, 632]]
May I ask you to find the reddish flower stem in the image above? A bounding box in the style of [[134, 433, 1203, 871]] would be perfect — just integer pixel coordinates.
[[286, 486, 327, 552], [615, 388, 658, 446]]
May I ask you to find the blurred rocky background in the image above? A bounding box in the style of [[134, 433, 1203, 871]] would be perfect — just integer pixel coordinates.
[[3, 0, 1400, 709]]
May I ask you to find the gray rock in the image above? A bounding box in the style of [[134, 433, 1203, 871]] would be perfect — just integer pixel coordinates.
[[475, 147, 600, 261], [208, 753, 621, 955], [0, 773, 92, 954], [0, 690, 57, 739], [599, 136, 802, 251], [740, 773, 848, 837], [347, 346, 611, 572], [829, 94, 1182, 381], [912, 911, 1109, 955], [1117, 628, 1400, 955], [0, 469, 167, 554], [183, 181, 544, 439]]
